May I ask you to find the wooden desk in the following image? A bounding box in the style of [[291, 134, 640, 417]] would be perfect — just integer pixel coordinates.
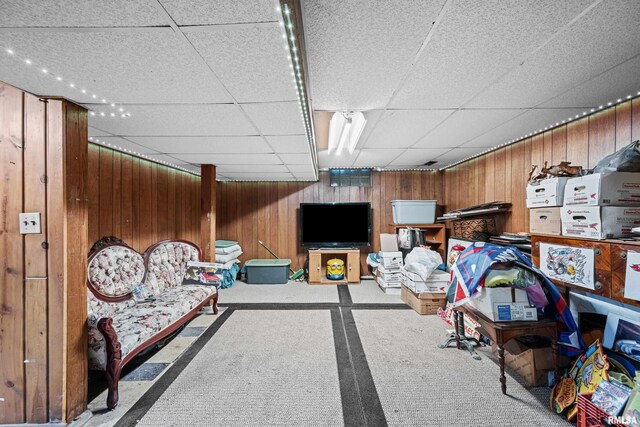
[[456, 304, 559, 394]]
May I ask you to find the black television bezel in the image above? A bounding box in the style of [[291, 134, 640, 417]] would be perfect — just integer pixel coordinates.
[[300, 202, 372, 248]]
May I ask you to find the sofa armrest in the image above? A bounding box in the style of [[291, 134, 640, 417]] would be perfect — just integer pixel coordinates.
[[97, 317, 123, 410]]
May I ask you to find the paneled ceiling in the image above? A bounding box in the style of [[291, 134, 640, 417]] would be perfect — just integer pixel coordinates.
[[1, 0, 639, 179]]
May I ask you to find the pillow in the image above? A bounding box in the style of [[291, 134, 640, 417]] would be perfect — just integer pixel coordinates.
[[215, 250, 242, 263], [215, 244, 242, 255]]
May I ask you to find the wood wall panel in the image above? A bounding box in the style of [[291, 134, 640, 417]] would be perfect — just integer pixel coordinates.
[[87, 145, 201, 252], [216, 171, 443, 273], [443, 100, 639, 234]]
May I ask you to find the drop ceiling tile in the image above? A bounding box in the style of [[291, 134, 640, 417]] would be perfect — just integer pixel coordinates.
[[0, 0, 166, 27], [292, 174, 318, 181], [265, 135, 309, 153], [125, 136, 272, 154], [241, 102, 305, 135], [433, 147, 486, 165], [305, 0, 446, 110], [171, 153, 283, 165], [89, 136, 151, 155], [218, 164, 290, 174], [88, 104, 255, 136], [88, 126, 113, 137], [278, 153, 311, 164], [387, 148, 451, 167], [462, 108, 587, 148], [540, 54, 640, 108], [362, 110, 453, 149], [391, 0, 596, 109], [142, 153, 189, 165], [287, 164, 316, 173], [0, 28, 232, 104], [317, 150, 359, 168], [161, 0, 276, 26], [185, 24, 297, 103], [351, 149, 405, 168], [412, 109, 526, 149], [466, 1, 640, 109], [222, 172, 295, 181]]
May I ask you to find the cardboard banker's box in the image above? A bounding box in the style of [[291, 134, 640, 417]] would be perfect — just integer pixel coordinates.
[[491, 340, 556, 387], [561, 206, 640, 239], [563, 172, 640, 206], [529, 207, 562, 235], [467, 286, 537, 322], [526, 177, 570, 208]]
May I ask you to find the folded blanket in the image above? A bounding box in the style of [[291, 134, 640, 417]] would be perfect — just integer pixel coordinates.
[[215, 244, 242, 255], [215, 250, 242, 263]]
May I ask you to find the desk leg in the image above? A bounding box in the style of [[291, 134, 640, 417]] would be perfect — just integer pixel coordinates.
[[454, 311, 461, 350], [498, 345, 507, 395], [551, 339, 559, 383]]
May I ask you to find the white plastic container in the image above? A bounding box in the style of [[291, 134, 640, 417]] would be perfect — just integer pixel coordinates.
[[391, 200, 436, 224]]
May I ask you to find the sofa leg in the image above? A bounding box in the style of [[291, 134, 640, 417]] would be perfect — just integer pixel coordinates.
[[211, 294, 219, 315], [97, 317, 122, 410]]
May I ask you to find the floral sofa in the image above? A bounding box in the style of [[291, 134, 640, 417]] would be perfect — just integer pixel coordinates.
[[87, 236, 218, 410]]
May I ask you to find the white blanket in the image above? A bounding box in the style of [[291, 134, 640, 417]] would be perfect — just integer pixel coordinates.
[[215, 244, 242, 255], [215, 250, 242, 263]]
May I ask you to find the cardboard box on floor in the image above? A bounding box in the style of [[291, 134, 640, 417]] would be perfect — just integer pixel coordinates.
[[490, 340, 570, 387], [401, 285, 446, 315]]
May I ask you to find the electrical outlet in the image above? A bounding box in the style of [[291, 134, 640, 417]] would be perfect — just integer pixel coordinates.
[[19, 212, 41, 234]]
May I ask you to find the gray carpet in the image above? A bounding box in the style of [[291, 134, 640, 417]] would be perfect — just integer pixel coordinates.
[[219, 280, 340, 303], [136, 310, 343, 427], [353, 310, 570, 427]]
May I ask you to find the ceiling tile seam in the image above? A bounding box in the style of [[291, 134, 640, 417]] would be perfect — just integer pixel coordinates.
[[457, 0, 605, 110], [178, 22, 279, 31], [529, 52, 640, 109], [0, 26, 170, 32], [355, 0, 453, 149], [151, 0, 293, 172], [401, 110, 456, 148]]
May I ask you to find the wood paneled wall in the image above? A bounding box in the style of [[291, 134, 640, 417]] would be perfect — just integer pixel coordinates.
[[443, 99, 640, 233], [216, 171, 443, 272], [0, 83, 88, 424], [87, 144, 201, 252]]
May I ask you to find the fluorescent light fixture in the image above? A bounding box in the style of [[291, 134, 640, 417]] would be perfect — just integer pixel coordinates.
[[328, 111, 367, 155]]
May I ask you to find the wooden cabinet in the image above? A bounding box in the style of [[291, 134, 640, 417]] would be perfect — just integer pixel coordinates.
[[308, 249, 360, 284], [389, 223, 447, 259], [531, 234, 639, 308]]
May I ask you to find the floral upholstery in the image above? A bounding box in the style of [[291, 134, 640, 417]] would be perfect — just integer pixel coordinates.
[[88, 285, 216, 370], [144, 242, 200, 295], [88, 245, 145, 298], [87, 239, 217, 372]]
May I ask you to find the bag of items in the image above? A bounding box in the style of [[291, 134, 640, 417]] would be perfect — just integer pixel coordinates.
[[594, 140, 640, 173]]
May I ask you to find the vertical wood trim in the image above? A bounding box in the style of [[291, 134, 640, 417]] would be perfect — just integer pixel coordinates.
[[200, 165, 216, 261]]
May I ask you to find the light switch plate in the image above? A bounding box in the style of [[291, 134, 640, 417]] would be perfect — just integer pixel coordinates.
[[19, 212, 41, 234]]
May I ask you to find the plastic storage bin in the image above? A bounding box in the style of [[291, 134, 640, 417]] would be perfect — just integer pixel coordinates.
[[245, 259, 291, 284], [391, 200, 436, 224]]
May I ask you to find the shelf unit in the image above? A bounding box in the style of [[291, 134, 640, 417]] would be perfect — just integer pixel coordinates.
[[308, 248, 360, 284], [389, 223, 447, 259]]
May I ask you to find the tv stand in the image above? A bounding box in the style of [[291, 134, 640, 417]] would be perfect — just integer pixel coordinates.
[[308, 248, 360, 284]]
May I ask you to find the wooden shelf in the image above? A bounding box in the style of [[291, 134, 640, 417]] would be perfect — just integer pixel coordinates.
[[389, 223, 447, 259], [308, 248, 360, 284]]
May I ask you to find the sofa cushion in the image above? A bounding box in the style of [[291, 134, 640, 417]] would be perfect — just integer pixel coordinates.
[[88, 284, 216, 370], [88, 244, 145, 298], [144, 241, 200, 295]]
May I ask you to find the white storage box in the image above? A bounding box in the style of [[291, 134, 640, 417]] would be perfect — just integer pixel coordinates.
[[467, 287, 537, 322], [377, 267, 402, 283], [563, 172, 640, 206], [526, 177, 570, 208], [377, 277, 401, 295], [392, 200, 436, 224], [401, 269, 450, 293], [560, 206, 640, 239], [529, 208, 562, 235], [379, 251, 403, 269]]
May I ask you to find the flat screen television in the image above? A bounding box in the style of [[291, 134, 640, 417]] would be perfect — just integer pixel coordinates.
[[300, 202, 371, 247]]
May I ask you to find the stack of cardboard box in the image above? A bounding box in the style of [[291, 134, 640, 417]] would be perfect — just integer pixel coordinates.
[[527, 172, 640, 239], [376, 251, 403, 294], [399, 270, 449, 315]]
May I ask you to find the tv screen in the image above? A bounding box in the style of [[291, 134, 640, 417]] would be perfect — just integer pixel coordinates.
[[300, 202, 371, 247]]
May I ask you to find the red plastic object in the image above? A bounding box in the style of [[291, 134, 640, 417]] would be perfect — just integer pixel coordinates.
[[577, 393, 627, 427]]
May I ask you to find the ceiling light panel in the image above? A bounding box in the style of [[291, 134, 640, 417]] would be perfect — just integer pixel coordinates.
[[363, 110, 452, 148], [265, 135, 309, 153], [160, 0, 276, 25], [304, 0, 446, 110], [0, 0, 165, 27], [0, 29, 232, 104], [390, 0, 595, 109], [466, 1, 640, 109], [184, 24, 298, 103], [412, 109, 525, 149], [387, 148, 451, 167], [241, 101, 306, 135], [123, 136, 273, 154], [89, 104, 256, 136]]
